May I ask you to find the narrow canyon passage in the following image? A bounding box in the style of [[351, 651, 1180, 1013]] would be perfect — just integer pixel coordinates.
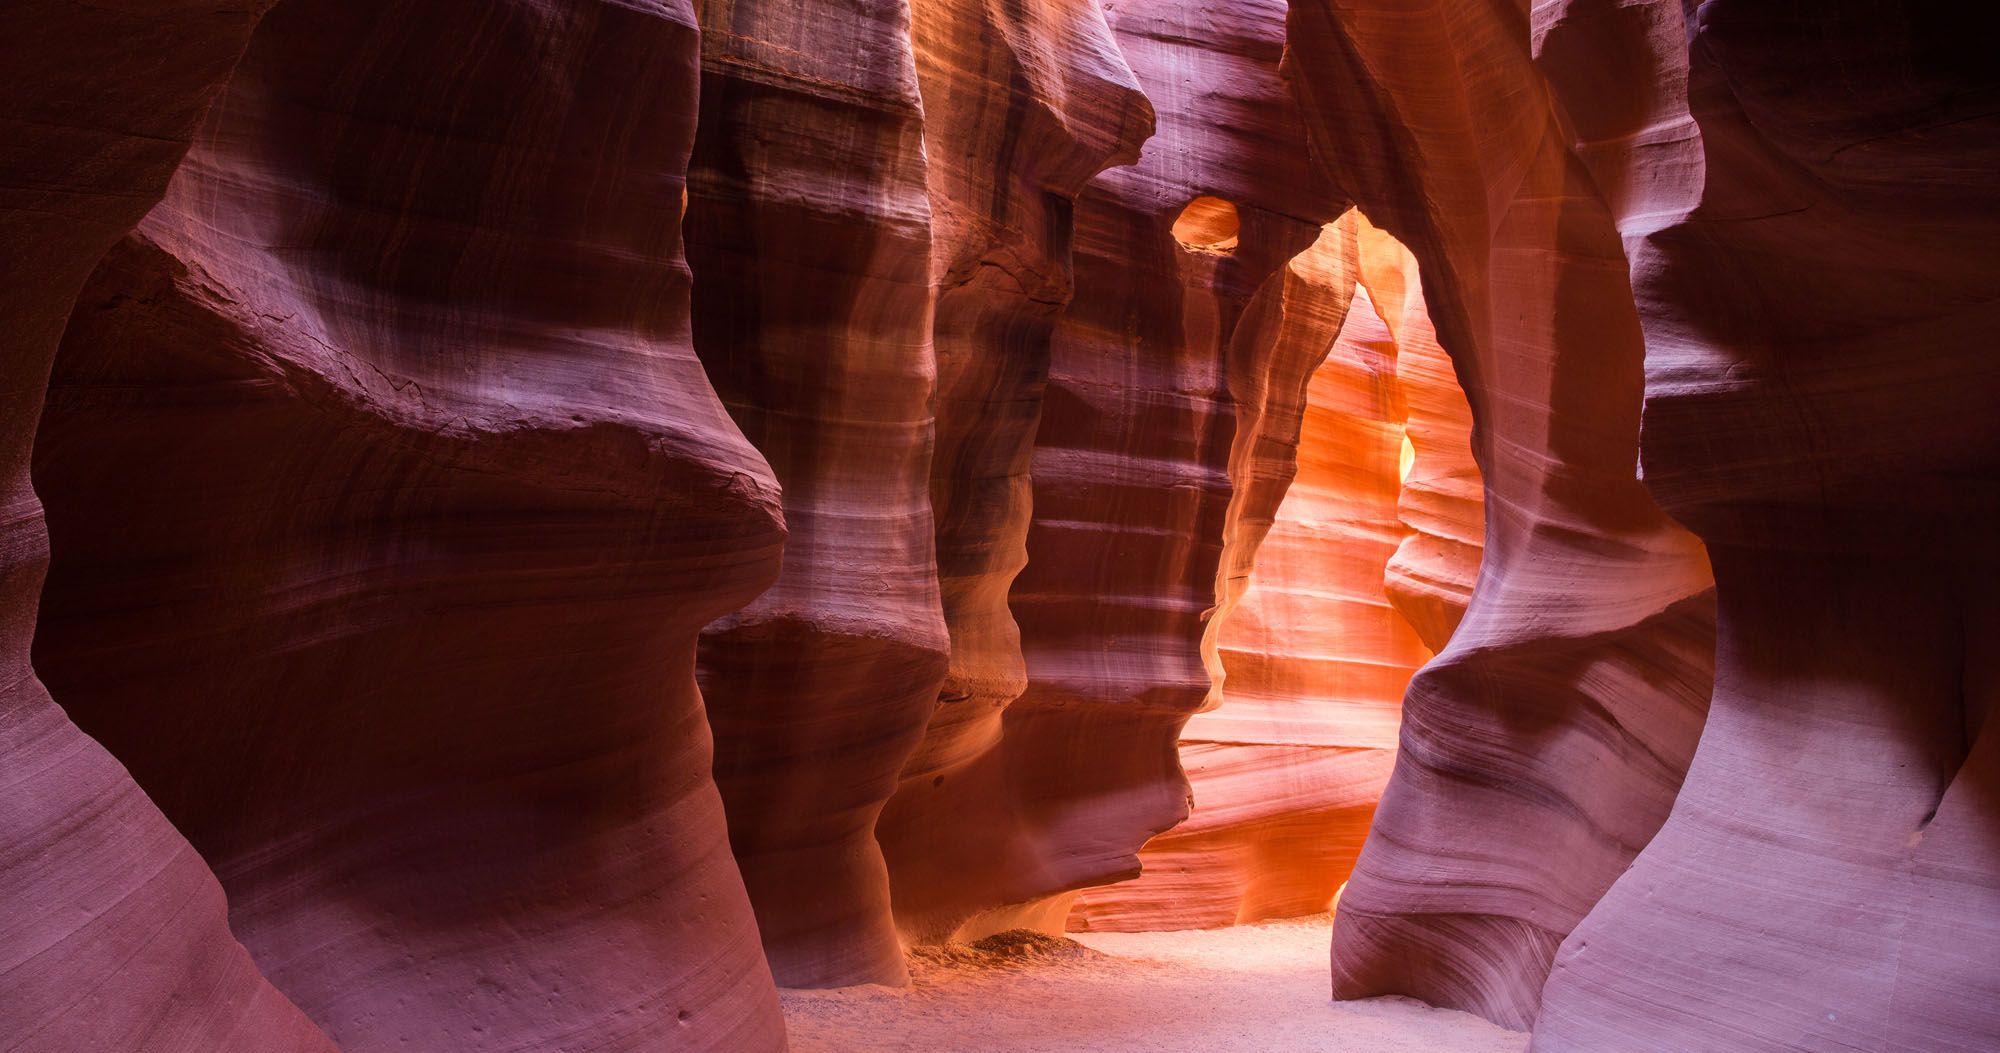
[[1073, 212, 1484, 932], [3, 1, 1994, 1052]]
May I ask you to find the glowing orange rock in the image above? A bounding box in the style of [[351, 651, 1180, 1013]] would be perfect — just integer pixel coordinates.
[[1286, 0, 1716, 1028], [1071, 214, 1484, 932]]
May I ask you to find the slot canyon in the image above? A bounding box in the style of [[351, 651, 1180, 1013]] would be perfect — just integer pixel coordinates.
[[1, 0, 1993, 1051]]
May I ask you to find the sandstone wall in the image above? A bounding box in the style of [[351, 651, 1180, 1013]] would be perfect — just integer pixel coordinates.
[[6, 1, 1992, 1048], [1284, 0, 1718, 1028], [1070, 214, 1484, 932], [0, 4, 330, 1049], [686, 0, 948, 988], [28, 2, 789, 1048], [1532, 2, 2000, 1048]]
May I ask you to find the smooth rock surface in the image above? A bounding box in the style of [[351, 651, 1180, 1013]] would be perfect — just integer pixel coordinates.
[[31, 2, 790, 1048], [0, 4, 331, 1049], [1072, 214, 1484, 932], [1285, 0, 1718, 1028], [1533, 3, 2000, 1049], [882, 0, 1341, 942], [688, 0, 949, 989]]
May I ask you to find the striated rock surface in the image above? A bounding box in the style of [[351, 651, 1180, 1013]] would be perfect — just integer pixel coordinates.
[[1533, 3, 2000, 1048], [879, 0, 1344, 942], [29, 1, 789, 1048], [9, 0, 1993, 1047], [873, 0, 1157, 946], [1072, 214, 1484, 932], [687, 0, 948, 989], [872, 0, 1161, 942], [1286, 0, 1718, 1028], [0, 4, 332, 1049]]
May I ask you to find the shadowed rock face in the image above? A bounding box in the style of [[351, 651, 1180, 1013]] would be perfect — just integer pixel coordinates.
[[29, 1, 789, 1049], [1530, 3, 2000, 1049], [875, 0, 1156, 945], [0, 4, 332, 1049], [6, 0, 1996, 1046], [687, 0, 949, 989], [879, 0, 1344, 943]]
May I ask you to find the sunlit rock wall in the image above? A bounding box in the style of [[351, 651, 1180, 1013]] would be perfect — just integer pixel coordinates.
[[28, 2, 789, 1049], [1071, 214, 1484, 932], [1286, 0, 1718, 1029], [875, 0, 1154, 944], [881, 0, 1345, 942], [9, 0, 1991, 1046]]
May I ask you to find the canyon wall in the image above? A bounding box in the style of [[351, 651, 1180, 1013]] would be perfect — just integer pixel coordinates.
[[878, 0, 1347, 941], [874, 0, 1155, 944], [0, 4, 332, 1049], [1286, 0, 1718, 1029], [26, 1, 789, 1049], [686, 0, 948, 988], [1071, 215, 1485, 932], [1530, 2, 2000, 1049], [6, 0, 1994, 1048]]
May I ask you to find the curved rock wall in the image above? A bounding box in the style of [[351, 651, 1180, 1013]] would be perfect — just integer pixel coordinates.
[[686, 0, 949, 989], [1284, 0, 1718, 1028], [1071, 214, 1484, 932], [0, 5, 334, 1050], [28, 1, 789, 1048], [8, 0, 1994, 1046], [875, 0, 1153, 944], [879, 0, 1344, 942], [1532, 3, 2000, 1049]]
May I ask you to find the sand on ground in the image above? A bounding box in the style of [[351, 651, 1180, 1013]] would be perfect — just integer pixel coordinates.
[[780, 916, 1529, 1052]]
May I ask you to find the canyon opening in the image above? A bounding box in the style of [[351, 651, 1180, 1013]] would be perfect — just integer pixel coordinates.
[[3, 2, 1996, 1052]]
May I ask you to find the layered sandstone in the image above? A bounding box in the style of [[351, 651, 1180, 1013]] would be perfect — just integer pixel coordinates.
[[879, 0, 1345, 942], [687, 0, 948, 988], [1285, 0, 1718, 1028], [866, 0, 1156, 951], [1071, 216, 1483, 932], [28, 2, 788, 1049], [0, 5, 331, 1049], [7, 1, 1993, 1048], [1532, 3, 2000, 1048]]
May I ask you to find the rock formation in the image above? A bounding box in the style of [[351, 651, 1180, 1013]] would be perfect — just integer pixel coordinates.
[[878, 0, 1347, 942], [686, 0, 949, 989], [873, 0, 1154, 943], [27, 1, 789, 1048], [1071, 214, 1484, 932], [1285, 0, 1718, 1029], [5, 0, 1995, 1048], [0, 4, 332, 1049], [1530, 2, 2000, 1048]]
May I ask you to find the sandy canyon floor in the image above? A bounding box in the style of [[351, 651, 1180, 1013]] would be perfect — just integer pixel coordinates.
[[781, 917, 1528, 1052]]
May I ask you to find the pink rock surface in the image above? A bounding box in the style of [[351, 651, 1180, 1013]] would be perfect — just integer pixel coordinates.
[[1532, 3, 2000, 1048], [6, 1, 1994, 1047], [0, 4, 331, 1049], [1284, 0, 1718, 1028], [687, 0, 950, 988], [28, 2, 789, 1048], [879, 0, 1344, 942], [875, 0, 1154, 942], [1071, 215, 1484, 932]]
